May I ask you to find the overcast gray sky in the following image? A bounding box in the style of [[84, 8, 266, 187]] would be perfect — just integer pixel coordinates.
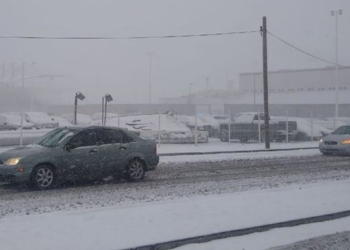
[[0, 0, 349, 105]]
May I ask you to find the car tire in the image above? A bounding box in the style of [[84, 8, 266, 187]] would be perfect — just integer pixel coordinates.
[[219, 129, 229, 142], [125, 159, 145, 182], [31, 164, 56, 190]]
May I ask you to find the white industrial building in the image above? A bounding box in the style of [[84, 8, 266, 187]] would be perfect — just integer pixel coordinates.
[[159, 66, 350, 118], [239, 66, 350, 94]]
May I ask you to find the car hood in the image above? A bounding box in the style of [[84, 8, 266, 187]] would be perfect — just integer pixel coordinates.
[[323, 134, 350, 142], [0, 144, 52, 162]]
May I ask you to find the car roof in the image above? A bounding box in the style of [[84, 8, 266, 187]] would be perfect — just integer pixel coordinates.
[[61, 125, 127, 132]]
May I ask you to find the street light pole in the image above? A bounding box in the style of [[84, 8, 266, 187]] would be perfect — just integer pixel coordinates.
[[188, 83, 193, 104], [104, 93, 113, 125], [74, 92, 85, 125], [146, 52, 155, 104], [74, 95, 78, 125], [331, 9, 343, 129]]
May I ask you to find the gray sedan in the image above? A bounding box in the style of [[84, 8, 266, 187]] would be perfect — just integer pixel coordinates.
[[319, 125, 350, 155], [0, 126, 159, 189]]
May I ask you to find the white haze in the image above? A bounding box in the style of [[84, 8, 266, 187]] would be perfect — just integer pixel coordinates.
[[0, 0, 349, 105]]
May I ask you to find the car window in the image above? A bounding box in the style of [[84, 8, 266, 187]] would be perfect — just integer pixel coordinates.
[[98, 129, 124, 144], [98, 129, 134, 145], [34, 128, 74, 148], [333, 126, 350, 135], [67, 130, 97, 149]]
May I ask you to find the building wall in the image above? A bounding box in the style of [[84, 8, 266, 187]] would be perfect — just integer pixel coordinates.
[[225, 104, 350, 118], [239, 66, 350, 94]]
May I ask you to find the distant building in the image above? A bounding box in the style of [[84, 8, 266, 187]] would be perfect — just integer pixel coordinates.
[[239, 66, 350, 94], [159, 66, 350, 118]]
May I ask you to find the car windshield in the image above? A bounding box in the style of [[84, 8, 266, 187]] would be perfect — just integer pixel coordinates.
[[34, 128, 75, 148], [333, 126, 350, 135]]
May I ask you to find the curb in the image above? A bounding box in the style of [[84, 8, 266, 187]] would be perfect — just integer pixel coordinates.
[[125, 210, 350, 250], [158, 147, 319, 156]]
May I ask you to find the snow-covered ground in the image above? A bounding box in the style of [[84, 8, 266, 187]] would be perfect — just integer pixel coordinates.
[[0, 138, 319, 155], [177, 218, 350, 250], [1, 180, 350, 250], [157, 138, 318, 154]]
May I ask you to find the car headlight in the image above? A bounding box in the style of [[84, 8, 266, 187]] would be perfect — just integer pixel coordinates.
[[341, 139, 350, 145], [319, 139, 323, 143], [5, 157, 22, 166]]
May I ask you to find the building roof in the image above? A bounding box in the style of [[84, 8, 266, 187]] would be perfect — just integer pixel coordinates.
[[240, 66, 350, 76]]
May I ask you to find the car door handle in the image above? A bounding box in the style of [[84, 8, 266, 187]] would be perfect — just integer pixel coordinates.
[[89, 149, 98, 153], [119, 145, 127, 150]]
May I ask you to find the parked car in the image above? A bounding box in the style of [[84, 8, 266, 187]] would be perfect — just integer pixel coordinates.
[[219, 112, 297, 143], [61, 113, 92, 125], [24, 112, 59, 129], [0, 115, 18, 131], [0, 126, 159, 189], [0, 114, 35, 130], [319, 125, 350, 155]]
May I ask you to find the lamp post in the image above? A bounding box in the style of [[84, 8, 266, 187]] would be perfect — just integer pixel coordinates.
[[331, 9, 343, 129], [188, 82, 194, 104], [103, 93, 113, 125], [74, 92, 85, 125]]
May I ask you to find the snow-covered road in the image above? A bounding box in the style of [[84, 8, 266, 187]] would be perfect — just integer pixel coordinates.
[[1, 180, 350, 250], [1, 150, 350, 219]]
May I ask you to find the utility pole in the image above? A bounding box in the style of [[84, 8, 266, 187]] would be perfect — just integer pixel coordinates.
[[253, 72, 256, 111], [261, 16, 270, 149], [146, 52, 155, 104], [1, 63, 4, 82], [206, 76, 209, 91], [331, 9, 343, 129], [20, 63, 25, 146], [149, 55, 152, 104]]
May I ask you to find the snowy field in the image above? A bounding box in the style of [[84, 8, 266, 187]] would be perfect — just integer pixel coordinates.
[[1, 180, 350, 250]]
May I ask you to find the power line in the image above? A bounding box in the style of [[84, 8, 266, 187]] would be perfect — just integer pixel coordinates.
[[268, 31, 336, 65], [0, 30, 259, 40]]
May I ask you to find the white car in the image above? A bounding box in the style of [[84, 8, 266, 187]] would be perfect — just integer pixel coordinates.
[[50, 116, 72, 127], [0, 114, 35, 130], [24, 112, 59, 129]]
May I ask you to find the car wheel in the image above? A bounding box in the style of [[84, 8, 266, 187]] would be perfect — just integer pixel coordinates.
[[31, 164, 56, 190], [125, 159, 145, 182], [219, 129, 229, 142]]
